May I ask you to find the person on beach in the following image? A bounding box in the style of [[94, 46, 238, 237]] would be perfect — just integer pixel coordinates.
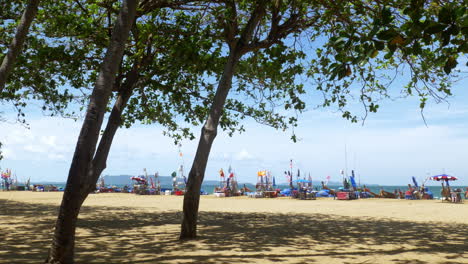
[[450, 189, 459, 203], [465, 187, 468, 199]]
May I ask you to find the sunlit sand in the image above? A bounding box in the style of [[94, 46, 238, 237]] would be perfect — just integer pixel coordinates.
[[1, 191, 467, 263]]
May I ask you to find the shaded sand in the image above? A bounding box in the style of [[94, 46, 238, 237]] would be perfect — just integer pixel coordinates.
[[0, 191, 467, 264]]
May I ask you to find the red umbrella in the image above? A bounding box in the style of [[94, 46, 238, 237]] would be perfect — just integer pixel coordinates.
[[131, 176, 147, 184], [430, 174, 458, 181]]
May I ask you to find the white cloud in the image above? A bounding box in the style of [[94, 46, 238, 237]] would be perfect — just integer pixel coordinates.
[[40, 135, 57, 147], [235, 149, 254, 161], [1, 87, 468, 186], [23, 144, 47, 154], [47, 153, 66, 161]]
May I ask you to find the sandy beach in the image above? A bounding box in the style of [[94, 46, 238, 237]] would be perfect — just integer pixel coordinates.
[[1, 191, 467, 264]]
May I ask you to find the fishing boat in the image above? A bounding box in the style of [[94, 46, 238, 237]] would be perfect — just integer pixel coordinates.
[[213, 168, 226, 197], [172, 165, 186, 196], [362, 185, 381, 198], [1, 169, 15, 191], [131, 173, 149, 195], [317, 177, 335, 197], [226, 166, 241, 196], [214, 166, 241, 197], [335, 170, 358, 200], [151, 172, 161, 195], [404, 176, 433, 200], [279, 160, 296, 197]]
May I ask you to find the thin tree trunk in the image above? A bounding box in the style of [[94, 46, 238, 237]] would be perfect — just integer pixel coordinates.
[[85, 70, 138, 191], [45, 1, 137, 263], [180, 52, 240, 239], [180, 1, 267, 239], [0, 0, 40, 92]]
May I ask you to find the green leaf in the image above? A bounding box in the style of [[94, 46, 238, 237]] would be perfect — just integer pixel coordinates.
[[443, 57, 457, 74], [381, 7, 393, 24], [377, 28, 398, 40], [424, 22, 447, 34], [438, 6, 453, 24], [373, 40, 385, 50]]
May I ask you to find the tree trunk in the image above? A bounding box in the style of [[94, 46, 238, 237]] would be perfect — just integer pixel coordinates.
[[85, 70, 138, 190], [45, 1, 137, 263], [0, 0, 40, 92], [180, 1, 267, 240], [180, 51, 240, 239]]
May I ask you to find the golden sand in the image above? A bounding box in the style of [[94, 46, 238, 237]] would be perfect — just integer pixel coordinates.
[[0, 191, 467, 264]]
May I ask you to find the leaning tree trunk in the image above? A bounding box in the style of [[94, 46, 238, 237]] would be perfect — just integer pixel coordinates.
[[0, 0, 40, 91], [45, 1, 137, 263], [180, 1, 267, 239], [85, 70, 138, 189], [180, 52, 240, 239]]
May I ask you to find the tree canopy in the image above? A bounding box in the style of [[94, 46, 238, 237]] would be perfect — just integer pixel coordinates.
[[308, 0, 467, 122]]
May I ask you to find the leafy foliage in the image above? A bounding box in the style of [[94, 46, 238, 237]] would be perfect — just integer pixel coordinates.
[[1, 0, 466, 142], [1, 0, 91, 123], [308, 0, 467, 122]]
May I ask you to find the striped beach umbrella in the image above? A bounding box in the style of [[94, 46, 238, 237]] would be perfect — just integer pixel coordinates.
[[430, 174, 458, 181]]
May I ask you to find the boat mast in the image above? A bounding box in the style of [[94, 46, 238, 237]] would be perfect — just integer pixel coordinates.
[[344, 143, 348, 180], [290, 159, 293, 189]]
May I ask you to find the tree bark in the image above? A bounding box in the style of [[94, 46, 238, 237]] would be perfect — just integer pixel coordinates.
[[85, 69, 138, 192], [0, 0, 40, 92], [45, 1, 138, 263], [180, 52, 240, 239], [180, 1, 267, 239]]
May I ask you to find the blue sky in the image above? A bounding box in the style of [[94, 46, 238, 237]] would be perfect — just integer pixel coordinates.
[[1, 60, 468, 186]]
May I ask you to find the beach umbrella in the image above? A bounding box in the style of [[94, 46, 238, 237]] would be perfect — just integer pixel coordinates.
[[430, 174, 457, 187], [273, 176, 276, 187], [430, 174, 457, 181], [308, 174, 312, 187]]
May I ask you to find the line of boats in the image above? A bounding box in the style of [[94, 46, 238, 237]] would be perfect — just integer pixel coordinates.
[[2, 166, 466, 203]]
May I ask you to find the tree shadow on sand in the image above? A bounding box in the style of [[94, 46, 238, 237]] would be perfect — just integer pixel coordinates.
[[0, 199, 467, 264]]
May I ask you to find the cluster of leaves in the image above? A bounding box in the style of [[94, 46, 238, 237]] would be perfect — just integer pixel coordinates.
[[2, 0, 311, 144], [0, 0, 100, 123], [190, 0, 323, 141], [123, 0, 323, 143], [308, 0, 467, 122], [3, 0, 465, 146], [232, 43, 307, 132]]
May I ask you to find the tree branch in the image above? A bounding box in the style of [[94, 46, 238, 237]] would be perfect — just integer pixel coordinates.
[[0, 0, 41, 92]]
